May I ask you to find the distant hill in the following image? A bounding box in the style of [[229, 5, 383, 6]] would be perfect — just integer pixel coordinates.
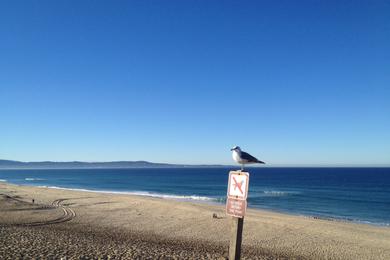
[[0, 159, 226, 169]]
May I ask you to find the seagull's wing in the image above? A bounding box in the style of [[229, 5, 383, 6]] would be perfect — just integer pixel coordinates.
[[241, 151, 265, 164]]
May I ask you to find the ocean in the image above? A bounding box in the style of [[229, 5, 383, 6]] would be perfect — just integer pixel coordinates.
[[0, 167, 389, 226]]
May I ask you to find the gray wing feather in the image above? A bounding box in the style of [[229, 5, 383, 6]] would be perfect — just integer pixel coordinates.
[[241, 151, 265, 164]]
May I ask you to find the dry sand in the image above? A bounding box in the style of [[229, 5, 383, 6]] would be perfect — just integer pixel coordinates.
[[1, 182, 389, 259]]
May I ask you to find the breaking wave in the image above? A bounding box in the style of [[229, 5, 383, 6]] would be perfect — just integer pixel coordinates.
[[249, 189, 300, 198], [38, 186, 218, 202], [263, 190, 293, 196], [25, 178, 46, 181]]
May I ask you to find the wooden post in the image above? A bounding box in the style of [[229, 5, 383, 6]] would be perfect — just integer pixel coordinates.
[[226, 171, 249, 260], [229, 216, 244, 260]]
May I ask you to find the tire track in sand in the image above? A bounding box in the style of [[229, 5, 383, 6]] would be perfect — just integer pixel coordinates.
[[2, 198, 76, 227]]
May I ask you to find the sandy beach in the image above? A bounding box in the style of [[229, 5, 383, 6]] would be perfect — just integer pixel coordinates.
[[1, 182, 389, 259]]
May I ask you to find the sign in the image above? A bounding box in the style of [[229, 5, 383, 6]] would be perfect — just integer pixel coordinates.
[[226, 170, 254, 259], [226, 170, 251, 260], [226, 197, 247, 218], [227, 171, 249, 200], [226, 171, 249, 219]]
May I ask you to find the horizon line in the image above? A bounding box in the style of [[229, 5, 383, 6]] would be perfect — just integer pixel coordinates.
[[0, 158, 389, 168]]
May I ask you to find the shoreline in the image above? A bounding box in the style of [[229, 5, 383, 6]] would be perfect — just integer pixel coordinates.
[[1, 181, 390, 259], [3, 180, 390, 228]]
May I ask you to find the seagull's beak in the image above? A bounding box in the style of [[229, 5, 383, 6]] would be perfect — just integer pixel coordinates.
[[230, 148, 234, 151]]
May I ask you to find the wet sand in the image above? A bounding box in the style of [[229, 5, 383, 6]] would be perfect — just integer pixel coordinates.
[[1, 182, 389, 259]]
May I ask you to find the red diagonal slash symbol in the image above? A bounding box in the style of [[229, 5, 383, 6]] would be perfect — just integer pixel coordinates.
[[232, 176, 244, 195]]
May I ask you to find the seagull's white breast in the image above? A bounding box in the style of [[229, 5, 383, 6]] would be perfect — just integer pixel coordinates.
[[232, 150, 244, 164]]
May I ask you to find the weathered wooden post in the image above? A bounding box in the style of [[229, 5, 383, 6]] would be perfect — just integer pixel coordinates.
[[229, 217, 244, 259], [226, 171, 249, 260]]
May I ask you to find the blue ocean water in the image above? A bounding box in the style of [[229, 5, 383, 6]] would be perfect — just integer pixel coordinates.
[[0, 167, 389, 226]]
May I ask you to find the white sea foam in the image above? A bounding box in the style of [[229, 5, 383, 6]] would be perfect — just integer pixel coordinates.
[[38, 186, 216, 202], [249, 190, 299, 198], [263, 190, 291, 196], [0, 179, 7, 182], [25, 178, 46, 181]]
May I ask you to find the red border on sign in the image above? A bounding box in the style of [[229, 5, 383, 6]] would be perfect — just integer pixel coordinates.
[[227, 171, 249, 200]]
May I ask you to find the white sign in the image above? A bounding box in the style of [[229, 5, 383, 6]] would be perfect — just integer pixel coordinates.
[[227, 171, 249, 200]]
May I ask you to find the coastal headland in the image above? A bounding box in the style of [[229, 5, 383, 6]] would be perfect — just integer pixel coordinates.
[[1, 182, 389, 259]]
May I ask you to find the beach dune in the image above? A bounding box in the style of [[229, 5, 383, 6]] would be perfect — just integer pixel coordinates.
[[1, 182, 389, 259]]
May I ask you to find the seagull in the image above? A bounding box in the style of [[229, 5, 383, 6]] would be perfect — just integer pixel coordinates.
[[231, 146, 265, 171]]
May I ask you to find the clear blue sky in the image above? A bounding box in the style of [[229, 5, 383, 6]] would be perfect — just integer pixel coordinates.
[[1, 1, 389, 166]]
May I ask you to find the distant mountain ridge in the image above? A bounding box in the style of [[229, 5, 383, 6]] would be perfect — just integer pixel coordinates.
[[0, 159, 226, 169]]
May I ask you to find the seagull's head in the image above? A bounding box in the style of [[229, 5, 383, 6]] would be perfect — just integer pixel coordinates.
[[230, 146, 241, 152]]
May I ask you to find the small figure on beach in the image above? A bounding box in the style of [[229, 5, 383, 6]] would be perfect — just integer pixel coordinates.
[[32, 198, 35, 204], [212, 213, 223, 219], [231, 146, 265, 171]]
